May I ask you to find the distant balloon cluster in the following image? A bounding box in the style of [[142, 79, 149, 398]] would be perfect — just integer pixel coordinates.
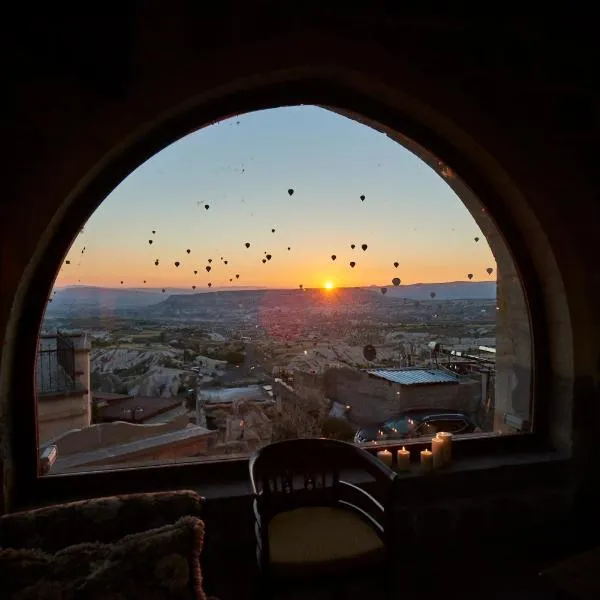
[[57, 136, 495, 300]]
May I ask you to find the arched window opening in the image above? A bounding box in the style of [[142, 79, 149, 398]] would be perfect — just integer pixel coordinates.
[[35, 106, 532, 476]]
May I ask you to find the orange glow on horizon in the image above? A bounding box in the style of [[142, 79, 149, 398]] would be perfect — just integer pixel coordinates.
[[324, 281, 335, 290]]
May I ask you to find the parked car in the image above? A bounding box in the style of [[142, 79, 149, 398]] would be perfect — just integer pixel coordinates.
[[353, 408, 477, 444]]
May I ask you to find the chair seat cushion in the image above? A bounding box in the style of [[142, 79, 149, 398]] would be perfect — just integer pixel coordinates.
[[267, 506, 384, 576]]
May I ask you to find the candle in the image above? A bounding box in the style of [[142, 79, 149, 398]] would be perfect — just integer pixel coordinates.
[[377, 449, 393, 467], [420, 449, 434, 472], [431, 436, 445, 469], [396, 447, 411, 471], [436, 432, 453, 464]]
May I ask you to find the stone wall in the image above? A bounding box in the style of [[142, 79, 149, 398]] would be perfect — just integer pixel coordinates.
[[45, 413, 190, 456], [37, 394, 90, 445], [390, 486, 574, 568], [292, 371, 327, 405]]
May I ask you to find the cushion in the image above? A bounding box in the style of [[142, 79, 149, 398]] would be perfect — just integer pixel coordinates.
[[0, 490, 204, 553], [0, 515, 207, 600], [267, 506, 384, 577]]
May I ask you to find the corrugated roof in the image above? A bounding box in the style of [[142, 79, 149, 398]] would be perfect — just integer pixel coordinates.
[[366, 369, 459, 386]]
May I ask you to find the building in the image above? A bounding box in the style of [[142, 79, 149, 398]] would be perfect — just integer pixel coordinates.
[[323, 367, 480, 427], [36, 332, 92, 444]]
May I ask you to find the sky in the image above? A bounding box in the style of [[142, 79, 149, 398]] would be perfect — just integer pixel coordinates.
[[56, 106, 496, 290]]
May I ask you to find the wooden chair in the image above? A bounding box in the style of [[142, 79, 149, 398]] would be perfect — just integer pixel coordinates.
[[249, 438, 397, 599]]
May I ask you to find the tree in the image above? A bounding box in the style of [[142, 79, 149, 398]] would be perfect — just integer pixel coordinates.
[[320, 417, 356, 442], [224, 350, 245, 365]]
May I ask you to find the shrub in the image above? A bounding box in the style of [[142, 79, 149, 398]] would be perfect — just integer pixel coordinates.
[[224, 350, 245, 365], [320, 417, 356, 441]]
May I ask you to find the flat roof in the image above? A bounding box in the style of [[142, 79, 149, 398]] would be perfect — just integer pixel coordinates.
[[92, 392, 133, 402], [200, 385, 269, 404], [100, 396, 182, 421], [366, 368, 460, 386]]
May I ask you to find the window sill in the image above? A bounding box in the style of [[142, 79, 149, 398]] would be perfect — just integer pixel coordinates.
[[29, 441, 571, 510], [196, 450, 570, 500]]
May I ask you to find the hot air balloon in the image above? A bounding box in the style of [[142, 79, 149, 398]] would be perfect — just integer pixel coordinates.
[[174, 261, 180, 267], [186, 249, 191, 254], [360, 195, 366, 201], [474, 237, 479, 242], [208, 282, 212, 287], [206, 266, 211, 272], [349, 261, 356, 268], [381, 287, 387, 295], [162, 288, 165, 293], [192, 285, 196, 289], [288, 189, 294, 196], [224, 260, 228, 264], [204, 204, 210, 210], [208, 258, 212, 263], [361, 244, 368, 251], [120, 281, 124, 285], [262, 259, 266, 264], [350, 244, 355, 250], [287, 247, 291, 251], [152, 230, 156, 234], [236, 274, 240, 279], [143, 280, 146, 283], [155, 260, 159, 266], [299, 284, 303, 289], [271, 228, 275, 233], [148, 240, 153, 244], [393, 262, 399, 268], [467, 273, 473, 280], [430, 292, 436, 299], [229, 278, 233, 282], [65, 260, 70, 265], [266, 254, 272, 261], [486, 267, 494, 275], [331, 255, 336, 261], [392, 277, 401, 286], [194, 270, 197, 275], [245, 242, 250, 248]]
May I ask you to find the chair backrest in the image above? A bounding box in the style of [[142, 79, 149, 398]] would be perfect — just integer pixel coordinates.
[[249, 437, 392, 517]]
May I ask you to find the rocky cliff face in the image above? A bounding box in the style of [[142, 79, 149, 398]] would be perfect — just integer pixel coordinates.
[[90, 347, 193, 396]]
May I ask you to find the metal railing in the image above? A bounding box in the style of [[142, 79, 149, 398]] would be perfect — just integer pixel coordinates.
[[36, 331, 77, 395]]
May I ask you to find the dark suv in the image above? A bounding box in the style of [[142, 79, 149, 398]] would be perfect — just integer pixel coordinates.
[[353, 408, 477, 444]]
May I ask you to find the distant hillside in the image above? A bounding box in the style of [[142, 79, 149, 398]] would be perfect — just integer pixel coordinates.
[[367, 281, 496, 300], [47, 285, 270, 312], [49, 286, 167, 309], [49, 281, 495, 313], [146, 281, 495, 317]]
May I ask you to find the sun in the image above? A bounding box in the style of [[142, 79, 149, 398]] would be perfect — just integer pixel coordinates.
[[324, 281, 335, 290]]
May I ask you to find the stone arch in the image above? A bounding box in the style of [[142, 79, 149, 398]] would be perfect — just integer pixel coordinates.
[[1, 31, 577, 508]]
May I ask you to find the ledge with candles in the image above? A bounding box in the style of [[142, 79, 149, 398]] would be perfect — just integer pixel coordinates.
[[374, 432, 454, 473]]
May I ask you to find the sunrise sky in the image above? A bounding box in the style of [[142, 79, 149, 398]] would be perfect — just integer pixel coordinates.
[[56, 106, 496, 290]]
